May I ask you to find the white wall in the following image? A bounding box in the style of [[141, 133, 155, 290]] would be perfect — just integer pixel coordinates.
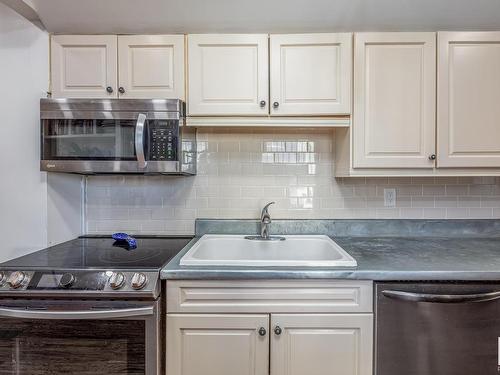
[[47, 173, 83, 246], [0, 3, 82, 262], [0, 2, 49, 261]]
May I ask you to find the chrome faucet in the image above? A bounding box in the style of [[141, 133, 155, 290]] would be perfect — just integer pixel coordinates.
[[260, 202, 274, 239], [245, 202, 285, 241]]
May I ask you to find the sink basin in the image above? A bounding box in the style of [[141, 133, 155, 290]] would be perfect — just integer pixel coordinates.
[[179, 235, 357, 267]]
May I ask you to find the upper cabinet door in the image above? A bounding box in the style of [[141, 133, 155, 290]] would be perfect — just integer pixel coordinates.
[[438, 32, 500, 168], [187, 34, 269, 116], [51, 35, 118, 98], [118, 35, 185, 99], [270, 33, 352, 116], [353, 33, 436, 169], [271, 314, 373, 375]]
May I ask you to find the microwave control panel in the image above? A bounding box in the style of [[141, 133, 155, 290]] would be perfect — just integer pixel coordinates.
[[148, 121, 178, 161]]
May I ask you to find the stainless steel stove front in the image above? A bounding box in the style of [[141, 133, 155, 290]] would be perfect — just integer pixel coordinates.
[[0, 269, 163, 374], [0, 298, 160, 374]]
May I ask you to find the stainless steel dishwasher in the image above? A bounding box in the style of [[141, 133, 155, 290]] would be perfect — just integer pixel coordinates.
[[376, 282, 500, 375]]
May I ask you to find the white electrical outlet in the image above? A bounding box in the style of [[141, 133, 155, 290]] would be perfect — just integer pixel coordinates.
[[384, 188, 396, 207]]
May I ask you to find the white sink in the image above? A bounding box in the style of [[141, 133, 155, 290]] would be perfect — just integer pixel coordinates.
[[179, 235, 357, 267]]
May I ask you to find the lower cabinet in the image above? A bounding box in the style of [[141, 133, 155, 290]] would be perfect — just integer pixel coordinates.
[[271, 314, 373, 375], [166, 280, 374, 375], [166, 314, 269, 375], [166, 313, 373, 375]]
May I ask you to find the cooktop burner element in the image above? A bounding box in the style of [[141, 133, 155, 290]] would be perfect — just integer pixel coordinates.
[[0, 236, 192, 299]]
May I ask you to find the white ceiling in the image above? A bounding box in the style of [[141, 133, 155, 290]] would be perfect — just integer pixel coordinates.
[[31, 0, 500, 34]]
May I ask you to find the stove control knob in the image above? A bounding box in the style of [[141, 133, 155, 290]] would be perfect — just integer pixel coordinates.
[[131, 273, 148, 290], [59, 273, 76, 288], [109, 272, 125, 290], [7, 271, 26, 289], [0, 272, 5, 286]]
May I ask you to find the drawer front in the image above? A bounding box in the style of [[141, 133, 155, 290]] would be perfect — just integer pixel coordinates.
[[166, 280, 373, 313]]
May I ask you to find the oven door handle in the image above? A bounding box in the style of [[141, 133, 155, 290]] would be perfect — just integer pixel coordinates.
[[0, 306, 154, 320], [382, 290, 500, 303], [135, 113, 147, 169]]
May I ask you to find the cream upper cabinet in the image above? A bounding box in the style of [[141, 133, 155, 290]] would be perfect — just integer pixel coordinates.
[[51, 35, 118, 98], [353, 33, 436, 169], [51, 34, 184, 99], [187, 34, 269, 116], [166, 314, 269, 375], [270, 33, 352, 116], [271, 314, 373, 375], [117, 35, 185, 99], [438, 32, 500, 168]]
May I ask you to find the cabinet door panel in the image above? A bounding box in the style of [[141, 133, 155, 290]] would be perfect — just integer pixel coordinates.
[[187, 34, 269, 116], [166, 314, 269, 375], [438, 32, 500, 167], [353, 33, 436, 169], [271, 314, 373, 375], [51, 35, 117, 98], [270, 33, 351, 115], [118, 35, 184, 99]]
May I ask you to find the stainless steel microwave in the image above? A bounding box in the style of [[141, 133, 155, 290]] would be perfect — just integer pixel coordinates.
[[40, 99, 196, 175]]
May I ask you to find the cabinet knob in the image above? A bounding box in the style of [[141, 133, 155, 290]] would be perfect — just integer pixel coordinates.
[[429, 154, 436, 160], [260, 100, 266, 108], [258, 327, 267, 336], [106, 86, 113, 94], [273, 102, 279, 109], [118, 87, 125, 94], [274, 325, 282, 335]]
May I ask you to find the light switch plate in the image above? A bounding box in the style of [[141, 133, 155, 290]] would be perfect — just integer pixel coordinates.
[[384, 188, 396, 207]]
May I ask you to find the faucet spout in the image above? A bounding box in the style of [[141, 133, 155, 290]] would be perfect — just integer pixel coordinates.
[[260, 202, 274, 239], [245, 202, 285, 241]]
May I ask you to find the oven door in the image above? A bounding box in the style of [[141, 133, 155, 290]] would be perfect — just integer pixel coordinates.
[[0, 299, 159, 375]]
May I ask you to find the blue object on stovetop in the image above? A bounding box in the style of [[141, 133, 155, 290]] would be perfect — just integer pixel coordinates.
[[112, 233, 137, 249]]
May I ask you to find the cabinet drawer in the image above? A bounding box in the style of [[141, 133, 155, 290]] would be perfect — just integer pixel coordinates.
[[166, 280, 373, 313]]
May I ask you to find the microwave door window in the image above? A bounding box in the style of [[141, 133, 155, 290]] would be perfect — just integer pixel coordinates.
[[42, 119, 136, 160]]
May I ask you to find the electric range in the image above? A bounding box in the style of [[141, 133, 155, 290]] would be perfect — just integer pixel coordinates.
[[0, 236, 192, 375], [0, 235, 192, 299]]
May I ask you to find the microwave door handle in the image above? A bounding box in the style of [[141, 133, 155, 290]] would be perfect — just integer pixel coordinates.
[[0, 305, 154, 320], [135, 113, 147, 169], [382, 290, 500, 303]]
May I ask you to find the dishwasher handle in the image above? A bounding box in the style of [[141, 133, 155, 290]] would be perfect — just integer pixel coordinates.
[[382, 289, 500, 303]]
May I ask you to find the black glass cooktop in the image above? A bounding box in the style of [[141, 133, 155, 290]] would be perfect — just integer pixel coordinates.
[[0, 236, 193, 271]]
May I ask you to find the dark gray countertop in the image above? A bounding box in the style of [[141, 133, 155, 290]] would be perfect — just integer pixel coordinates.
[[161, 219, 500, 281]]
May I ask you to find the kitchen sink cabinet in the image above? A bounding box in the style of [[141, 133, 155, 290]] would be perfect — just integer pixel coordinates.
[[166, 280, 373, 375], [166, 314, 270, 375], [271, 314, 373, 375], [437, 32, 500, 168], [51, 34, 185, 99]]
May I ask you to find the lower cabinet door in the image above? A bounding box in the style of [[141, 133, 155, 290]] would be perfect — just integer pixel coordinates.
[[271, 314, 373, 375], [166, 314, 270, 375]]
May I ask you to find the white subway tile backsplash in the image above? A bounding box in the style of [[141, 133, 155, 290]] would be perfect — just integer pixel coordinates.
[[85, 128, 500, 235], [434, 196, 458, 208], [423, 208, 447, 219]]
